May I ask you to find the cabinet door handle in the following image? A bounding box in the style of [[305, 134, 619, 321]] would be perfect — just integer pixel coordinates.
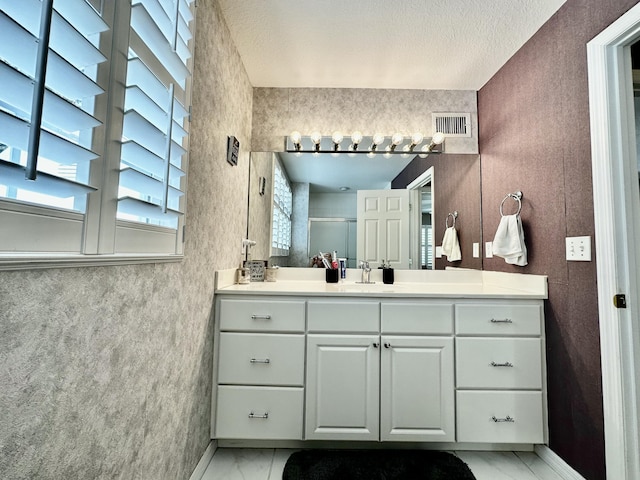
[[490, 361, 513, 367], [372, 342, 380, 348], [383, 342, 391, 349], [251, 314, 271, 320], [491, 415, 515, 423], [490, 318, 512, 323], [250, 358, 271, 364], [248, 412, 269, 419]]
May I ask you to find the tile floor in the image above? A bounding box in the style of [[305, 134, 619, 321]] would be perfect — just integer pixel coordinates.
[[200, 448, 567, 480]]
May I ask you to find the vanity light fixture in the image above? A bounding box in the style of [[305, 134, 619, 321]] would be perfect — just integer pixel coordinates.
[[285, 131, 445, 156]]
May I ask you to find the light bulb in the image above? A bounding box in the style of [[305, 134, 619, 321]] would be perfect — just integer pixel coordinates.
[[411, 132, 424, 145], [310, 131, 322, 144], [432, 132, 445, 145], [391, 133, 404, 146], [289, 131, 302, 144], [331, 131, 343, 144], [351, 131, 363, 145], [372, 133, 385, 145]]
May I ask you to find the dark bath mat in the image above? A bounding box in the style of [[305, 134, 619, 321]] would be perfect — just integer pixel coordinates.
[[282, 449, 476, 480]]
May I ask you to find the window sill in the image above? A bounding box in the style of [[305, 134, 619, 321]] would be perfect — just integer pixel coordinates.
[[0, 253, 184, 271]]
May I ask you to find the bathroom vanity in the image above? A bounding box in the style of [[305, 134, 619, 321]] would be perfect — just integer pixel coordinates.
[[212, 268, 548, 450]]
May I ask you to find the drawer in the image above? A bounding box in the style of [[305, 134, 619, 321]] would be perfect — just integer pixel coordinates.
[[456, 338, 542, 389], [216, 385, 303, 440], [218, 333, 305, 386], [308, 300, 379, 333], [456, 390, 544, 443], [455, 303, 542, 336], [219, 298, 305, 332], [381, 302, 453, 334]]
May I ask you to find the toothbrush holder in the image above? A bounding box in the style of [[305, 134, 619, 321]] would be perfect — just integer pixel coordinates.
[[382, 268, 394, 285], [325, 268, 339, 283]]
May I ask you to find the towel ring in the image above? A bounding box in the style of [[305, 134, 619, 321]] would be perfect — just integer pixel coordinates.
[[445, 211, 458, 228], [500, 191, 522, 216]]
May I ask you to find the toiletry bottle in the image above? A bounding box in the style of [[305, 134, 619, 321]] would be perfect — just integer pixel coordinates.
[[236, 262, 250, 284]]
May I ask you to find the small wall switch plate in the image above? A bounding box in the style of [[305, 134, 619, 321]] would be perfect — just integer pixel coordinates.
[[473, 243, 480, 258], [485, 241, 493, 258], [566, 236, 591, 261], [435, 246, 443, 258]]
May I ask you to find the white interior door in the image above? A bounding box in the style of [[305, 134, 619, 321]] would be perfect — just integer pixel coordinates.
[[588, 7, 640, 478], [357, 189, 411, 269]]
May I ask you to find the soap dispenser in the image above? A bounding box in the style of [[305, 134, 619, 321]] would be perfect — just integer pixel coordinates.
[[236, 262, 250, 284]]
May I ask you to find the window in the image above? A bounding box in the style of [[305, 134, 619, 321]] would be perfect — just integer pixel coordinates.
[[271, 159, 292, 257], [0, 0, 194, 267]]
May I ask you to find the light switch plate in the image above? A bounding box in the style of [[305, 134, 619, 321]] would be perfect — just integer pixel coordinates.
[[435, 246, 443, 258], [485, 241, 493, 258], [473, 242, 480, 258], [566, 236, 591, 261]]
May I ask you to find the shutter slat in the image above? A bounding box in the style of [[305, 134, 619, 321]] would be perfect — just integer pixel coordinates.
[[118, 196, 183, 221], [53, 0, 109, 36], [50, 10, 107, 69], [122, 109, 186, 160], [126, 57, 167, 111], [119, 168, 183, 205], [0, 159, 96, 198], [121, 141, 185, 180], [125, 86, 187, 140], [0, 111, 98, 166]]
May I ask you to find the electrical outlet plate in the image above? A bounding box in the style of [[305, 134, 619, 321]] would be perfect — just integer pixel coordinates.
[[473, 242, 480, 258], [566, 236, 591, 261], [485, 241, 493, 258]]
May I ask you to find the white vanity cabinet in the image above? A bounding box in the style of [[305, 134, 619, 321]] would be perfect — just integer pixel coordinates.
[[454, 301, 546, 444], [212, 279, 547, 449], [215, 298, 306, 440], [304, 300, 455, 442]]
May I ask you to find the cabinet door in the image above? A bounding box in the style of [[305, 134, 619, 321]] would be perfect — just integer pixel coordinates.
[[380, 336, 455, 442], [305, 334, 380, 441]]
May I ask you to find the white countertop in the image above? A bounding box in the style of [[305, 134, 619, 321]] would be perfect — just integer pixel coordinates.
[[215, 268, 548, 299]]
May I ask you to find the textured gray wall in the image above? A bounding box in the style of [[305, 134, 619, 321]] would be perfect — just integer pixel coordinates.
[[0, 1, 253, 479]]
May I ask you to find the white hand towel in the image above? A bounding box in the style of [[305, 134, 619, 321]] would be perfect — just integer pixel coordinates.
[[492, 214, 527, 266], [441, 226, 462, 262]]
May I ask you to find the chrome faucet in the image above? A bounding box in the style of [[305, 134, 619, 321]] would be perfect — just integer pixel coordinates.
[[358, 261, 372, 284]]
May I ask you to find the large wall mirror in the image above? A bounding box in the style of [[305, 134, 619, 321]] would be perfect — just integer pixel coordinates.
[[247, 150, 482, 270]]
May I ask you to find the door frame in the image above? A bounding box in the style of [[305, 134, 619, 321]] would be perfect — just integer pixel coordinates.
[[587, 4, 640, 479], [407, 167, 435, 269]]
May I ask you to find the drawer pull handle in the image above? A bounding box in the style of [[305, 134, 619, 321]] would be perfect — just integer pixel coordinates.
[[490, 318, 513, 323], [248, 412, 269, 419], [490, 361, 513, 367], [250, 358, 271, 364], [491, 415, 515, 423], [251, 314, 272, 320]]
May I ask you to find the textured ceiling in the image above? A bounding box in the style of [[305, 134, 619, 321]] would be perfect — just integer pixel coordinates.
[[217, 0, 567, 90]]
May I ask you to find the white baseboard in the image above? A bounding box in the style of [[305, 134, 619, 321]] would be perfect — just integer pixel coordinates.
[[189, 440, 217, 480], [534, 445, 586, 480]]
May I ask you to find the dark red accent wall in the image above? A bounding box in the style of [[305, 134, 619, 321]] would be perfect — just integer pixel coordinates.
[[478, 1, 640, 478]]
